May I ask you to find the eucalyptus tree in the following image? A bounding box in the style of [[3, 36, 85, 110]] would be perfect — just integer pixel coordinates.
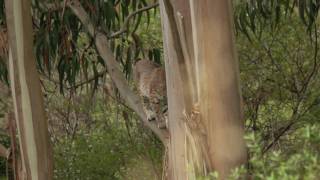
[[0, 0, 319, 179], [4, 0, 53, 179]]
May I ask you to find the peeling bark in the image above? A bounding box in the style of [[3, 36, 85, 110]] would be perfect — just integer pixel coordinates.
[[159, 0, 247, 179]]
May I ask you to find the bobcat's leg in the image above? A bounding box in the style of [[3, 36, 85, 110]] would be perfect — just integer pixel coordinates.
[[143, 96, 156, 121], [157, 116, 167, 129], [150, 98, 167, 129], [157, 106, 168, 129]]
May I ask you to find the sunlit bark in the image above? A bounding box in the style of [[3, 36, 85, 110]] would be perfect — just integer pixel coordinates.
[[5, 0, 53, 179], [159, 0, 247, 179]]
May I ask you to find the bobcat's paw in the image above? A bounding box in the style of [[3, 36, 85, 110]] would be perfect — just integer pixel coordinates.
[[146, 110, 156, 121], [157, 121, 167, 129], [157, 116, 168, 129]]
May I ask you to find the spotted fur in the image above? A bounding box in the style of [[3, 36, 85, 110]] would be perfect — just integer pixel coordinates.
[[133, 59, 167, 129]]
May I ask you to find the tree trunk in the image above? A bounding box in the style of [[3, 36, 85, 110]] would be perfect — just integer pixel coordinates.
[[5, 0, 53, 179], [159, 0, 247, 179]]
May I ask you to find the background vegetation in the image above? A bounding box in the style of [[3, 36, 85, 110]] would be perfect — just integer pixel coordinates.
[[0, 0, 319, 179]]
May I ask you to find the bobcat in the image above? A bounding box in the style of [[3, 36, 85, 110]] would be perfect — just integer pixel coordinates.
[[133, 59, 167, 129]]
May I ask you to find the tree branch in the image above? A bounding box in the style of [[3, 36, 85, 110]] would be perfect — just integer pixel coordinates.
[[109, 2, 159, 38], [262, 121, 295, 154], [67, 68, 108, 90], [67, 0, 168, 143], [0, 143, 8, 158]]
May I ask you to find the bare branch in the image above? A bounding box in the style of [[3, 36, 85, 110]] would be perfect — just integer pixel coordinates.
[[109, 2, 159, 38], [262, 121, 295, 154], [67, 68, 107, 90]]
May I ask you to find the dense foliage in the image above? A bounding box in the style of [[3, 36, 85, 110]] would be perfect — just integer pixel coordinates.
[[51, 93, 163, 179]]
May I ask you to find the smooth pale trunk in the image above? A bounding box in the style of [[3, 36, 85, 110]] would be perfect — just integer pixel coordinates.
[[159, 0, 247, 179], [159, 0, 189, 179], [189, 0, 247, 178], [5, 0, 53, 179]]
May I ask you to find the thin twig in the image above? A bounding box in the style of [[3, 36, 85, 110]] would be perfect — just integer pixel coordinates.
[[108, 2, 159, 38], [41, 1, 159, 39], [67, 68, 108, 90]]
